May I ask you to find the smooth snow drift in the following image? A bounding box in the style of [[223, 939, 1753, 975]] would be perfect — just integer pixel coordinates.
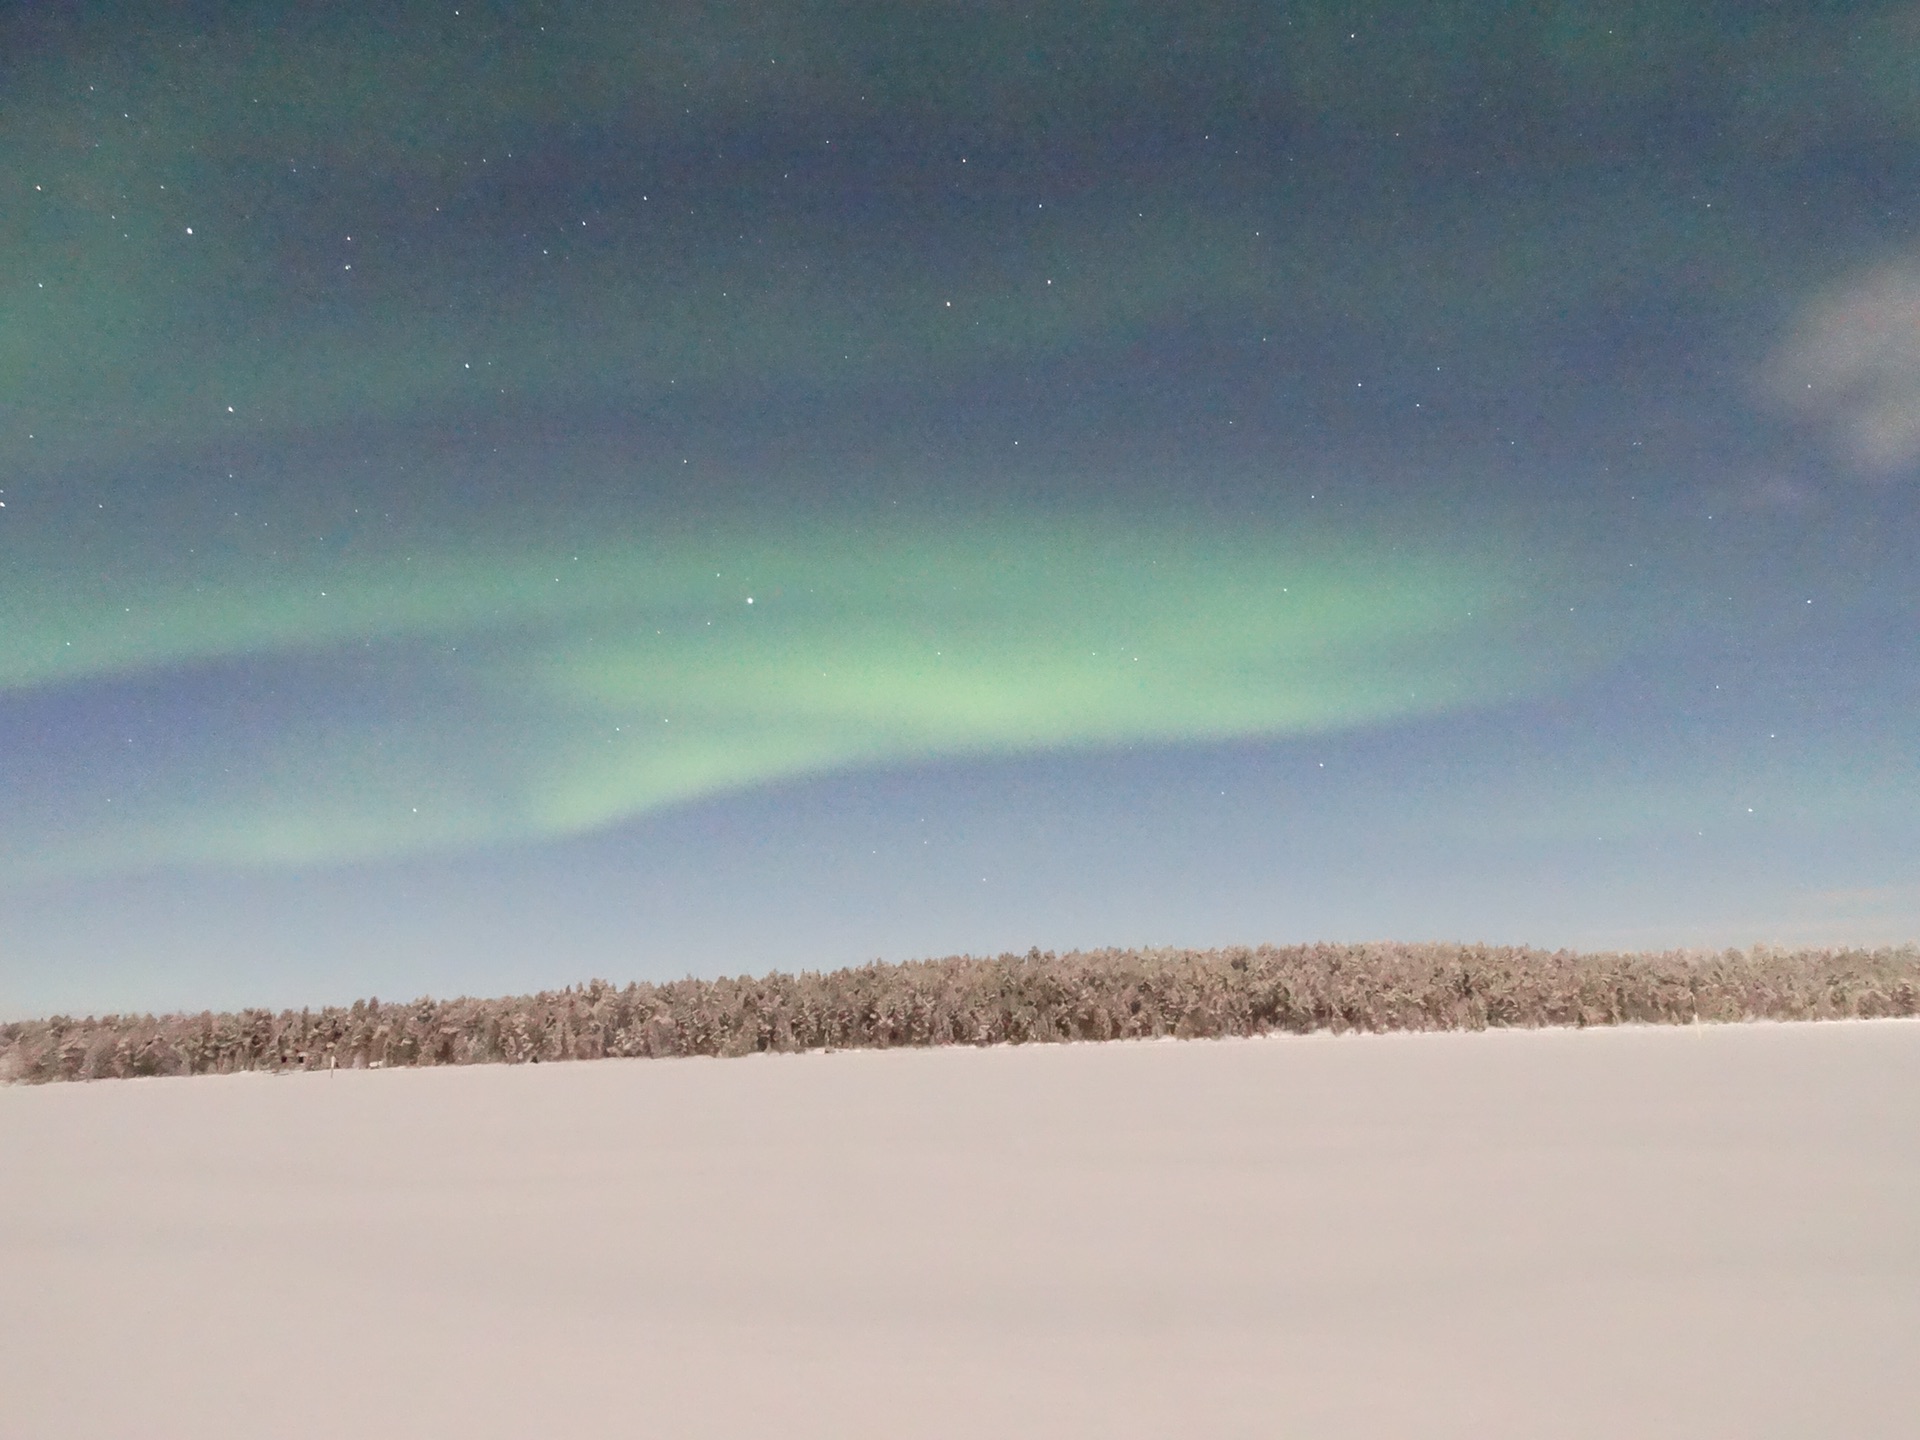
[[4, 1020, 1917, 1438]]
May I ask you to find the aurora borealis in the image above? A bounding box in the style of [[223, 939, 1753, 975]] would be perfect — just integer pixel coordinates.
[[4, 2, 1917, 1015]]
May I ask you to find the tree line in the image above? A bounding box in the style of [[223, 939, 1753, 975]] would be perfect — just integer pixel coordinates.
[[4, 942, 1917, 1084]]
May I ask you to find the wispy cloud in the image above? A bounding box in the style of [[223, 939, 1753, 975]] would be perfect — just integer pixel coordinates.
[[1768, 254, 1920, 472]]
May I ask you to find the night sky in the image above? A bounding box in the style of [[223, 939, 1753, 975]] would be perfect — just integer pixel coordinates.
[[4, 1, 1917, 1017]]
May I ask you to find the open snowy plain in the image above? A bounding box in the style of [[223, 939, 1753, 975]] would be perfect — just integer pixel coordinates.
[[5, 1019, 1917, 1438]]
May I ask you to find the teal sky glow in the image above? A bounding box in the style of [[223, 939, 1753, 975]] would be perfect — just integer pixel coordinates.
[[3, 508, 1575, 876], [2, 1, 1914, 1015]]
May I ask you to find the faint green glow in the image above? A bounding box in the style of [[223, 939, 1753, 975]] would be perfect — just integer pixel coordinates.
[[1, 509, 1573, 875], [521, 520, 1510, 833]]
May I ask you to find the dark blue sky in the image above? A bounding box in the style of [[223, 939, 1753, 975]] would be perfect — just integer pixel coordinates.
[[3, 1, 1916, 1016]]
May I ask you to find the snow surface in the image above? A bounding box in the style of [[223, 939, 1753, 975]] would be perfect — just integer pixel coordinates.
[[4, 1020, 1918, 1438]]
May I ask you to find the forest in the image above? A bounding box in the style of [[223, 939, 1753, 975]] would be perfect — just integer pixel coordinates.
[[5, 942, 1916, 1085]]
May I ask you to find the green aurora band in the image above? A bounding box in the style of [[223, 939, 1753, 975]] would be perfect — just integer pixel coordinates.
[[1, 509, 1581, 876]]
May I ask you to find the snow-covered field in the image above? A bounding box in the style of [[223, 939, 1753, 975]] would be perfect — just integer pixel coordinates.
[[5, 1020, 1917, 1438]]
